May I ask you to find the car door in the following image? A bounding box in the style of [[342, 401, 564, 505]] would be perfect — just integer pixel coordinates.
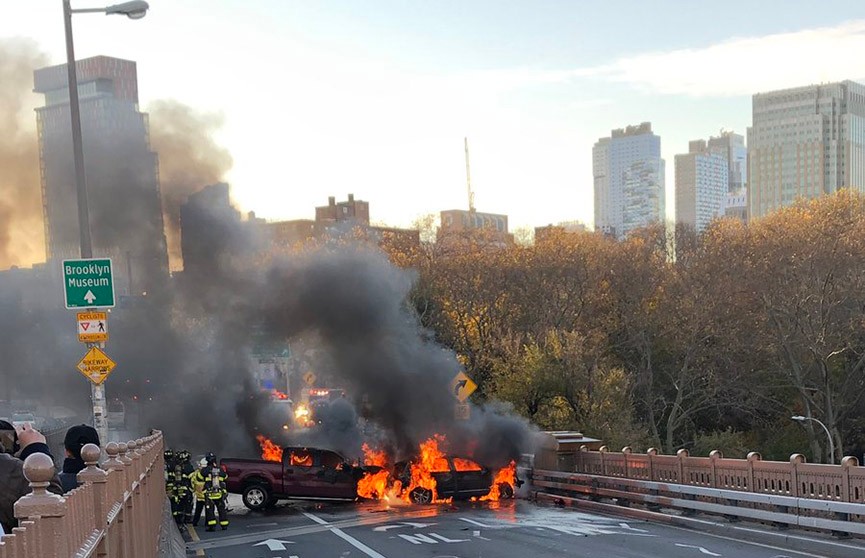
[[282, 447, 318, 497], [451, 458, 490, 498], [312, 450, 357, 499]]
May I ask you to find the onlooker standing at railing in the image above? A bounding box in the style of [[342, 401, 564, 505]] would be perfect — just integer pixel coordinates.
[[58, 424, 101, 493], [0, 421, 62, 533]]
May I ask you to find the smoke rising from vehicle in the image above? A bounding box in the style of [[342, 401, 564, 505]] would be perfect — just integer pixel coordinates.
[[0, 38, 49, 269], [0, 41, 533, 466]]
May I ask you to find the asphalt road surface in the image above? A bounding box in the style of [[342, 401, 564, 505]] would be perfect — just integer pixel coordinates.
[[182, 495, 851, 558]]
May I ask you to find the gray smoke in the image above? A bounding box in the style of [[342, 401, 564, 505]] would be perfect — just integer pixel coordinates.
[[0, 41, 533, 466], [147, 100, 233, 271], [0, 38, 49, 269]]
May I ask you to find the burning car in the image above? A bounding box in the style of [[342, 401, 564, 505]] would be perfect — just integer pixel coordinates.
[[358, 436, 522, 505]]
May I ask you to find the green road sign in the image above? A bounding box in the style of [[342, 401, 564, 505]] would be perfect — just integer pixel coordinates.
[[63, 258, 115, 309]]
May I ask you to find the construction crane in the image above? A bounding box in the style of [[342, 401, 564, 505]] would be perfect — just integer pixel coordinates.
[[464, 137, 475, 212]]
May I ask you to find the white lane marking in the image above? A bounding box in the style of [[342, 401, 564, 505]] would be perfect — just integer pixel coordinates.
[[247, 522, 280, 528], [675, 543, 722, 556], [303, 512, 388, 558], [458, 518, 493, 528], [373, 522, 436, 532], [473, 529, 492, 541], [619, 522, 650, 533], [397, 532, 469, 545], [430, 533, 469, 543], [252, 538, 294, 551], [664, 523, 835, 558]]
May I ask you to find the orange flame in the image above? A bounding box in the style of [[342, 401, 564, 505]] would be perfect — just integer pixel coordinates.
[[256, 434, 283, 462], [480, 460, 516, 501], [357, 444, 391, 500], [453, 458, 482, 472], [403, 435, 451, 503]]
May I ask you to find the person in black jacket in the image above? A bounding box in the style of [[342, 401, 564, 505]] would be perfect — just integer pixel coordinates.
[[58, 424, 101, 493], [0, 421, 63, 534]]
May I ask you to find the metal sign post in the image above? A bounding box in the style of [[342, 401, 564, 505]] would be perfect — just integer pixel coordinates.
[[65, 258, 116, 445], [76, 344, 116, 445]]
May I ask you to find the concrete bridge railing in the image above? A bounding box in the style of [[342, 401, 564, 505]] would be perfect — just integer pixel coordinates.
[[0, 431, 166, 558], [532, 445, 865, 536]]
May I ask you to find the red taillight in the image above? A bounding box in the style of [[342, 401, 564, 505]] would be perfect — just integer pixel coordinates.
[[221, 464, 227, 473]]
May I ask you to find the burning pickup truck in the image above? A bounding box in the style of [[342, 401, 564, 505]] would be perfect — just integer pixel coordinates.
[[223, 438, 378, 510]]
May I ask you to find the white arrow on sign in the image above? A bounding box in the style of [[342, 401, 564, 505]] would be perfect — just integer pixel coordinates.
[[83, 290, 97, 304], [373, 522, 436, 532], [252, 539, 295, 551]]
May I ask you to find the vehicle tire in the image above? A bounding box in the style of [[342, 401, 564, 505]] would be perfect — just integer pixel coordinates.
[[499, 482, 515, 499], [242, 484, 271, 511], [265, 494, 279, 509], [409, 487, 433, 505]]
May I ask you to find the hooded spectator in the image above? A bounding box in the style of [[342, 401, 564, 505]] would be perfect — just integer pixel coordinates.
[[58, 424, 100, 493], [0, 420, 62, 533]]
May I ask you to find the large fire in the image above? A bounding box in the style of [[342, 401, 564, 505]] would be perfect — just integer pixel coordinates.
[[356, 443, 392, 500], [480, 460, 517, 501], [401, 435, 451, 503], [353, 436, 517, 504], [256, 434, 283, 462]]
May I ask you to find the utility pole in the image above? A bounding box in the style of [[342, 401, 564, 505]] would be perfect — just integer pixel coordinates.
[[465, 137, 475, 213]]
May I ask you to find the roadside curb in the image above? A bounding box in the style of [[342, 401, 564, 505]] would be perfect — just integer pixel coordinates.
[[534, 490, 865, 558], [158, 497, 186, 557]]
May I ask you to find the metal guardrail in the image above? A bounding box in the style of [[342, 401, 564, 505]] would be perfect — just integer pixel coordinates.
[[532, 446, 865, 535], [0, 431, 165, 558]]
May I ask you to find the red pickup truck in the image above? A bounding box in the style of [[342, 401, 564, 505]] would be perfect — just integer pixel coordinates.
[[222, 446, 372, 510]]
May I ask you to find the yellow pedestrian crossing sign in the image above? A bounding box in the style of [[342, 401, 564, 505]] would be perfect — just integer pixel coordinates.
[[450, 371, 477, 402], [303, 371, 317, 386], [76, 347, 116, 385]]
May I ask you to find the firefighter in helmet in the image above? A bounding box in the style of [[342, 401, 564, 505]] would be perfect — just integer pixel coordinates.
[[164, 449, 179, 521], [176, 450, 195, 524], [189, 455, 210, 526], [202, 453, 229, 531]]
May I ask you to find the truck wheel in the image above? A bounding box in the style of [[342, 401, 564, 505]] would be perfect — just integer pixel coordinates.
[[499, 482, 515, 499], [265, 494, 279, 509], [242, 484, 271, 511], [409, 487, 433, 505]]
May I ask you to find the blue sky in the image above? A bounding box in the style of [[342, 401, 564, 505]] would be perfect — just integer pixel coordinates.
[[4, 1, 865, 231]]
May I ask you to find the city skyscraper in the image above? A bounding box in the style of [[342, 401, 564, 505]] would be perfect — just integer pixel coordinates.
[[748, 81, 865, 219], [675, 140, 729, 233], [593, 122, 665, 238], [34, 56, 168, 296]]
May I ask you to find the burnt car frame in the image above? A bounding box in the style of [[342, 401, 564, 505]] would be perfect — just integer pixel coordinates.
[[395, 457, 521, 504]]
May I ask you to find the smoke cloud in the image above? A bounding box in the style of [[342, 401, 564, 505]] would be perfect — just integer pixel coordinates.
[[0, 38, 49, 269], [0, 41, 533, 468], [147, 100, 233, 271]]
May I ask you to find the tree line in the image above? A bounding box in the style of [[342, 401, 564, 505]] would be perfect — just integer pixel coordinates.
[[385, 192, 865, 463]]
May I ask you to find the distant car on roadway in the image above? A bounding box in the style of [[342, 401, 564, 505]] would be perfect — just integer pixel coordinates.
[[395, 457, 521, 504], [223, 446, 378, 510]]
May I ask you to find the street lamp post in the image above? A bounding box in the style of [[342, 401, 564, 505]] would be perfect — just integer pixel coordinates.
[[791, 415, 835, 465], [62, 0, 149, 446]]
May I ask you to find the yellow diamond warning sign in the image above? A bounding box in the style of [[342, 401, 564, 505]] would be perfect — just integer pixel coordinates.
[[450, 371, 477, 402], [76, 347, 116, 385]]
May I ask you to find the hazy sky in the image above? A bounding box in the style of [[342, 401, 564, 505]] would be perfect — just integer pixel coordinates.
[[4, 1, 865, 230]]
